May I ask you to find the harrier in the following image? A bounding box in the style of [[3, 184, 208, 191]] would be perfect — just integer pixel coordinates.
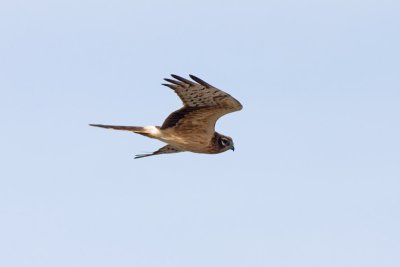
[[90, 74, 243, 158]]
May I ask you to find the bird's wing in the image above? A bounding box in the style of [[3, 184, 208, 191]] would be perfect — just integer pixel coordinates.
[[161, 74, 242, 135], [134, 145, 182, 159]]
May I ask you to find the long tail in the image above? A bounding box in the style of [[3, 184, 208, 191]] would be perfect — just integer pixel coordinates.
[[89, 124, 144, 132], [89, 124, 150, 136]]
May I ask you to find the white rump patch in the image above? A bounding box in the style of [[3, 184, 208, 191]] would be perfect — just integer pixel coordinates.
[[144, 126, 160, 136]]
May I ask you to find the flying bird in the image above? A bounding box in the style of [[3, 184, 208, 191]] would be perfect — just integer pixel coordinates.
[[90, 74, 243, 158]]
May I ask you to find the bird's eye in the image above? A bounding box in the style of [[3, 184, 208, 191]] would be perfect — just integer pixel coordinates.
[[220, 138, 230, 146]]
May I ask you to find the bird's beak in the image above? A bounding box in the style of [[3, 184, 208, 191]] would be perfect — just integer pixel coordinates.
[[231, 146, 235, 152]]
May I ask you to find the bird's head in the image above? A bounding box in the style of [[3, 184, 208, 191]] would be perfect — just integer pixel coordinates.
[[216, 133, 235, 152]]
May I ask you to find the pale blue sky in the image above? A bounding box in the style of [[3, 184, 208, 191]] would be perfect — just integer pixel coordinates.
[[1, 1, 399, 266]]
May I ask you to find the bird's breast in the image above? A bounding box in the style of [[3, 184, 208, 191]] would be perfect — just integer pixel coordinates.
[[157, 128, 214, 153]]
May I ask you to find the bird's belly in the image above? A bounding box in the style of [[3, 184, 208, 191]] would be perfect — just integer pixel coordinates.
[[158, 131, 212, 153]]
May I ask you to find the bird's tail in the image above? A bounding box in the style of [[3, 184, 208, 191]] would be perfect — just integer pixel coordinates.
[[89, 124, 156, 137]]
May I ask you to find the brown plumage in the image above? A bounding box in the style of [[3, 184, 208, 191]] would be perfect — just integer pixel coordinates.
[[90, 74, 243, 158]]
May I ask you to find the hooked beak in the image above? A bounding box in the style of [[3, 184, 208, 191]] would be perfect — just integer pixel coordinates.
[[230, 146, 235, 152]]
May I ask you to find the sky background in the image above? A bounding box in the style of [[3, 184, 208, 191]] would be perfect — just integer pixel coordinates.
[[1, 1, 399, 266]]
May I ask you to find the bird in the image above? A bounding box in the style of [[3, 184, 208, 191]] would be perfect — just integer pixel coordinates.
[[90, 74, 243, 158]]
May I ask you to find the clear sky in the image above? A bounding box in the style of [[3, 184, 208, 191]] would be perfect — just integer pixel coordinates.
[[1, 1, 399, 266]]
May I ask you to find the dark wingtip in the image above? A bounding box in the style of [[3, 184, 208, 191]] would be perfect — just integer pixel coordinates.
[[164, 78, 177, 83], [189, 74, 212, 87], [170, 74, 195, 85], [162, 83, 175, 89], [134, 154, 150, 159], [164, 78, 185, 86]]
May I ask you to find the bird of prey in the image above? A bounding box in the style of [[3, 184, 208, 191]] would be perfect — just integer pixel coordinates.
[[90, 74, 243, 158]]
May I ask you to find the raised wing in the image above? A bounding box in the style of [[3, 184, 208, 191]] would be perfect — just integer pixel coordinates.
[[161, 74, 242, 132], [134, 145, 182, 159]]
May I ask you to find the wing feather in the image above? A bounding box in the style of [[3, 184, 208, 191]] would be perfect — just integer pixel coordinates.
[[170, 74, 196, 85], [161, 74, 242, 132], [134, 145, 182, 159], [164, 78, 186, 87], [189, 74, 213, 87]]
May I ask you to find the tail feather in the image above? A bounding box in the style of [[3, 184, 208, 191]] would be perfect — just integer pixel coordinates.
[[89, 124, 144, 133], [90, 124, 161, 139]]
